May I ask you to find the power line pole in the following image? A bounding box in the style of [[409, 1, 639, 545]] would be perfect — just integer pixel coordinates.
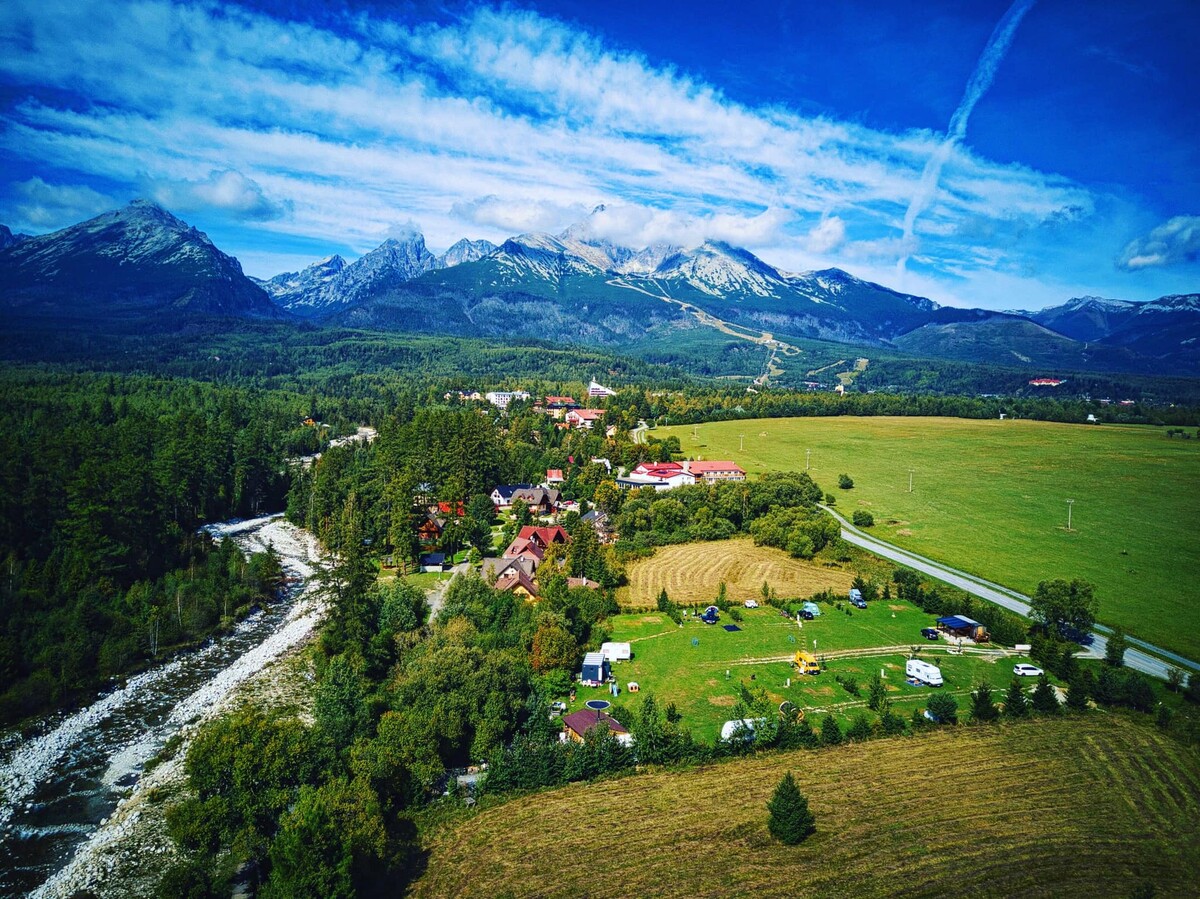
[[805, 449, 811, 471], [739, 433, 745, 452], [1066, 499, 1074, 531], [908, 469, 914, 493]]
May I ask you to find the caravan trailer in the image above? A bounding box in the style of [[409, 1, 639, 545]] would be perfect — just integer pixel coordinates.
[[905, 659, 943, 686]]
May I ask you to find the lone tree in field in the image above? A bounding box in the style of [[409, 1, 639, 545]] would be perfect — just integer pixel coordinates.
[[767, 772, 816, 845], [838, 474, 854, 490]]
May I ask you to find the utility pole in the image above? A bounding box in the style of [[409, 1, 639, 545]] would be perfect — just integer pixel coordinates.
[[805, 449, 811, 471], [739, 434, 745, 452], [1066, 499, 1074, 531], [908, 469, 914, 493]]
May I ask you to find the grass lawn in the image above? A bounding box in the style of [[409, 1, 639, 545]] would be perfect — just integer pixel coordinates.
[[618, 537, 854, 608], [587, 604, 1028, 742], [658, 416, 1200, 659], [414, 715, 1200, 899]]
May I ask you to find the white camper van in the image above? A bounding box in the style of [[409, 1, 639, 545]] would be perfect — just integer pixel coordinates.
[[905, 658, 944, 687]]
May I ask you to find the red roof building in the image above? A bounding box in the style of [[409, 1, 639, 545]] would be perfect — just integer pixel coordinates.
[[562, 708, 629, 743], [518, 525, 570, 549]]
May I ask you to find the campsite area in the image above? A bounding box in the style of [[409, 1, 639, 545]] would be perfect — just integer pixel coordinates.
[[573, 600, 1033, 742]]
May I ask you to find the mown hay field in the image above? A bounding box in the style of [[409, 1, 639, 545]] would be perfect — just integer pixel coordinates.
[[619, 538, 854, 608], [656, 416, 1200, 660], [414, 716, 1200, 898]]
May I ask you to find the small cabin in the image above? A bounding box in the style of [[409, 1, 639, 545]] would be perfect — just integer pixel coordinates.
[[580, 651, 611, 685]]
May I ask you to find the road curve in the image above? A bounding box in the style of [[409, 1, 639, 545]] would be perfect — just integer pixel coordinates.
[[820, 505, 1198, 681]]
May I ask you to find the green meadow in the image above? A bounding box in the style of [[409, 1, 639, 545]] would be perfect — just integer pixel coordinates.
[[657, 416, 1200, 660]]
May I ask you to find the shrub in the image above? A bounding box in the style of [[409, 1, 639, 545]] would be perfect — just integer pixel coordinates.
[[838, 474, 854, 490], [851, 510, 874, 527]]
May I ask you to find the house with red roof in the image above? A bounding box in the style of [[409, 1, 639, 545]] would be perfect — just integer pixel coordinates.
[[545, 468, 565, 484], [503, 537, 545, 565], [565, 408, 606, 430], [518, 525, 570, 549], [562, 707, 631, 745]]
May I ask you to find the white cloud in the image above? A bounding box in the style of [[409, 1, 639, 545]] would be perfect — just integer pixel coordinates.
[[11, 177, 117, 229], [804, 217, 847, 254], [0, 0, 1118, 303], [148, 170, 285, 221], [1117, 215, 1200, 270]]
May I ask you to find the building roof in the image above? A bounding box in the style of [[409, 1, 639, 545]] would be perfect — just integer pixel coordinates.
[[481, 556, 535, 580], [503, 537, 545, 561], [563, 708, 628, 738], [495, 569, 540, 597], [545, 395, 576, 405], [568, 408, 606, 420], [546, 468, 565, 481], [512, 486, 561, 507], [492, 483, 535, 500], [688, 460, 746, 474], [936, 615, 983, 630], [567, 576, 601, 590], [419, 553, 446, 566], [518, 525, 570, 547]]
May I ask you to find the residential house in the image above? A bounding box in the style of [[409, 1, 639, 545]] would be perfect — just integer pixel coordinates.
[[517, 525, 570, 549], [580, 509, 613, 542], [434, 501, 466, 517], [481, 556, 536, 582], [502, 537, 545, 566], [416, 513, 445, 543], [565, 408, 606, 430], [495, 569, 540, 601], [544, 468, 565, 485], [562, 708, 632, 746], [490, 484, 535, 509], [511, 486, 561, 515]]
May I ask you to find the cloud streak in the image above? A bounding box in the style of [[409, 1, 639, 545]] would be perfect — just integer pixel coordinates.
[[898, 0, 1037, 273]]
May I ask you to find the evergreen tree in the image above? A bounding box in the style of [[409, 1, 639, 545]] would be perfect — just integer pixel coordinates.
[[970, 681, 999, 723], [1065, 670, 1091, 711], [867, 672, 888, 712], [767, 772, 816, 845], [1105, 626, 1128, 667], [819, 713, 843, 746], [1004, 678, 1030, 718], [1031, 674, 1061, 714]]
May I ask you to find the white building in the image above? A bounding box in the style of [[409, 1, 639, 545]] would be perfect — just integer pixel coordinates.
[[588, 379, 616, 398], [485, 389, 531, 409]]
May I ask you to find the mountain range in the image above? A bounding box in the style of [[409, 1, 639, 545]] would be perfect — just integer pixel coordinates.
[[1, 200, 1196, 375]]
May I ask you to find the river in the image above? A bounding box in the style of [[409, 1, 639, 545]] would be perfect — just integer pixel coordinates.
[[0, 515, 325, 897]]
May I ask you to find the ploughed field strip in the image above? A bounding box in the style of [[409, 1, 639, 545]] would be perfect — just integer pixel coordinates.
[[414, 717, 1200, 899]]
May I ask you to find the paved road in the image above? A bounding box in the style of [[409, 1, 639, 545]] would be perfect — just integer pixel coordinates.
[[425, 562, 469, 622], [821, 505, 1198, 681]]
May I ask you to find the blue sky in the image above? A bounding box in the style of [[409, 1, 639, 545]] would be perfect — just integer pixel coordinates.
[[1, 0, 1197, 309]]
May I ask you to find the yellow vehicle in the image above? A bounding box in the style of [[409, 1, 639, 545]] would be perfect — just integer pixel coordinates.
[[793, 651, 821, 676]]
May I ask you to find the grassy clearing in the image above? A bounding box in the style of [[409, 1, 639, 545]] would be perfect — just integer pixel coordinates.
[[595, 605, 1026, 741], [658, 416, 1200, 659], [414, 716, 1200, 899], [618, 538, 855, 608]]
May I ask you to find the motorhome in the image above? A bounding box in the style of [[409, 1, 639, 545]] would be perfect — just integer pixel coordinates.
[[905, 658, 943, 686]]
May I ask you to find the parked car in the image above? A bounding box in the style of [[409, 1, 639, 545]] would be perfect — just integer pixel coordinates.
[[1013, 663, 1044, 677], [743, 599, 759, 609], [849, 595, 867, 609], [799, 609, 815, 621], [921, 627, 940, 640]]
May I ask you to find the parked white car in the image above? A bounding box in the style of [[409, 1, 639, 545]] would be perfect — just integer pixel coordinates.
[[1013, 663, 1044, 677], [743, 600, 759, 609]]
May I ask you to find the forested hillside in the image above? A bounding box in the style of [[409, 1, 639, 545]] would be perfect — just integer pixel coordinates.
[[0, 373, 320, 723]]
